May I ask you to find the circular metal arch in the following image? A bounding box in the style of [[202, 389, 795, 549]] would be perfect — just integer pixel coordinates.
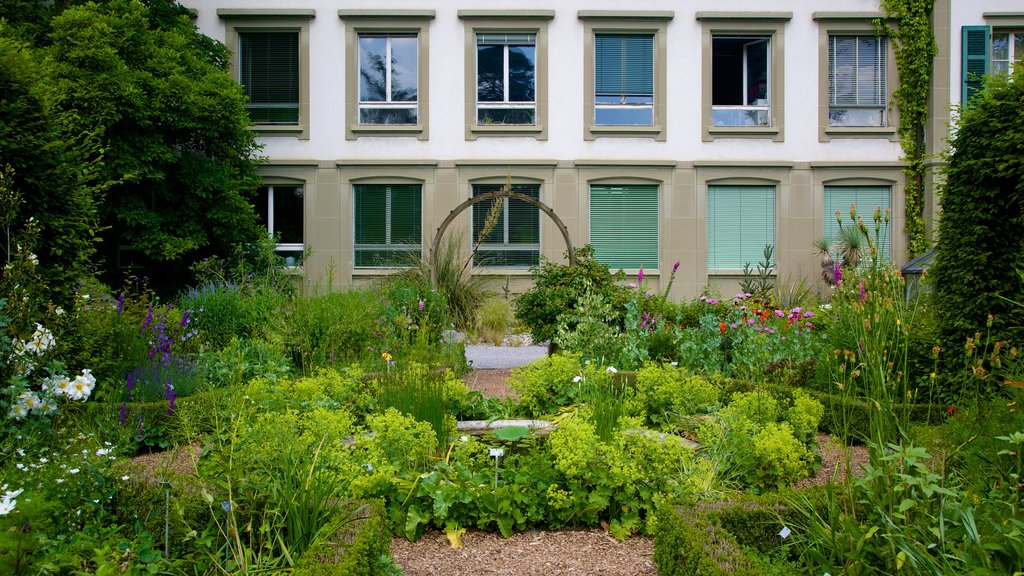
[[430, 190, 576, 282]]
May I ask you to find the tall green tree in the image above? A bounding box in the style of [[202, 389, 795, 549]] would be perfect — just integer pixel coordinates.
[[933, 67, 1024, 371], [41, 0, 264, 285], [0, 29, 98, 308]]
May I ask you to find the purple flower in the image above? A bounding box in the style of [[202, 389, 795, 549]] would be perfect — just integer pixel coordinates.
[[180, 309, 191, 328], [775, 309, 785, 318], [629, 283, 637, 288], [833, 263, 843, 285], [730, 323, 738, 329], [164, 379, 176, 416], [708, 298, 718, 305], [118, 402, 128, 426], [117, 293, 125, 315], [859, 282, 866, 302], [126, 373, 135, 394], [141, 306, 153, 334], [803, 311, 815, 318], [418, 300, 424, 311], [672, 260, 680, 273], [699, 295, 707, 302], [768, 329, 776, 335], [637, 267, 645, 284]]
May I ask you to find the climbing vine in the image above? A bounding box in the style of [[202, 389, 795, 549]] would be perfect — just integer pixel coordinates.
[[877, 0, 936, 258]]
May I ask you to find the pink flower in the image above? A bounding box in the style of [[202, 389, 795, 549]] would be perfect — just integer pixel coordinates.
[[638, 267, 645, 284], [672, 260, 680, 273]]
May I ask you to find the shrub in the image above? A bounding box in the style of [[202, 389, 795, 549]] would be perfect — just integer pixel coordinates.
[[295, 500, 396, 576], [515, 245, 627, 344], [196, 337, 294, 389], [507, 353, 585, 417], [750, 423, 813, 489], [634, 363, 720, 425], [180, 282, 283, 349], [274, 289, 381, 375], [935, 66, 1024, 371]]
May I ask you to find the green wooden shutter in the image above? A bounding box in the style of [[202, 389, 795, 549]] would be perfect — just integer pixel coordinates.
[[239, 31, 299, 124], [589, 185, 659, 271], [707, 186, 775, 271], [595, 34, 654, 97], [824, 186, 891, 264], [962, 26, 991, 105], [354, 184, 421, 267]]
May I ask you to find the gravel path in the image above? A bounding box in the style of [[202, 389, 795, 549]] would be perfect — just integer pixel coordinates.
[[465, 343, 548, 369]]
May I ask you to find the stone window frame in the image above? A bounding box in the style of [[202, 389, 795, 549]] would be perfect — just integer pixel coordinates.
[[220, 9, 314, 140], [697, 12, 791, 142], [579, 11, 674, 142], [814, 12, 900, 142], [339, 10, 435, 141]]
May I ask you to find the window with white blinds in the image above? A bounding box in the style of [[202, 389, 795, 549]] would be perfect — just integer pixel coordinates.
[[828, 35, 887, 127], [589, 185, 659, 271], [824, 186, 891, 264], [707, 185, 775, 272]]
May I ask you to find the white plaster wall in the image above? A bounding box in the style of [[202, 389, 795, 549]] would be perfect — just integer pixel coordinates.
[[185, 0, 903, 164]]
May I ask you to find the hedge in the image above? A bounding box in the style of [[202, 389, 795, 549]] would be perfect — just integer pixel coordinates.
[[653, 489, 828, 576], [295, 499, 394, 576]]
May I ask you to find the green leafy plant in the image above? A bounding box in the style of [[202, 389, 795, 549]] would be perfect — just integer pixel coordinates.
[[476, 297, 513, 345]]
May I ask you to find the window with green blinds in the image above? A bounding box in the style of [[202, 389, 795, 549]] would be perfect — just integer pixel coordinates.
[[239, 31, 299, 125], [472, 184, 540, 267], [589, 185, 659, 271], [354, 184, 422, 267], [824, 186, 891, 264], [707, 185, 775, 271]]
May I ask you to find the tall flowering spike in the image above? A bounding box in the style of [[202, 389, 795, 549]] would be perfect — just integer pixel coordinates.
[[117, 293, 125, 315], [637, 267, 645, 284]]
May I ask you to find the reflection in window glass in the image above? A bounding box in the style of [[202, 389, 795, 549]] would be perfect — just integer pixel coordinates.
[[472, 184, 540, 267], [476, 34, 536, 125], [358, 34, 418, 124], [992, 31, 1024, 76], [257, 185, 304, 264]]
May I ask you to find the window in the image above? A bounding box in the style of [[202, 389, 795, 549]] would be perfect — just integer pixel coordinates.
[[824, 186, 891, 264], [711, 36, 771, 127], [220, 9, 313, 139], [358, 34, 419, 125], [707, 185, 775, 272], [698, 12, 788, 141], [595, 34, 654, 126], [340, 10, 434, 140], [472, 184, 540, 267], [476, 33, 536, 125], [828, 35, 887, 127], [589, 185, 659, 271], [256, 184, 304, 265], [239, 31, 299, 125], [992, 31, 1024, 75], [354, 184, 422, 267], [580, 11, 672, 141], [963, 20, 1024, 105]]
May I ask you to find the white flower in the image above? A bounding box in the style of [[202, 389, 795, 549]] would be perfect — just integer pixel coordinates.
[[16, 464, 26, 471], [459, 435, 469, 443], [39, 458, 48, 464], [69, 468, 80, 474], [51, 375, 71, 396], [605, 366, 618, 374], [95, 448, 111, 456], [8, 403, 28, 420], [0, 498, 15, 515], [54, 307, 64, 316], [68, 372, 94, 401], [81, 294, 89, 301], [17, 391, 40, 411], [572, 375, 583, 383], [121, 475, 130, 481], [27, 253, 38, 266], [28, 324, 55, 354], [3, 488, 23, 500], [16, 449, 24, 457], [56, 478, 64, 484]]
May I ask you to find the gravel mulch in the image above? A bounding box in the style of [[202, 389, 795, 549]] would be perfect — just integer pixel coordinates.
[[463, 369, 518, 400], [391, 528, 656, 576]]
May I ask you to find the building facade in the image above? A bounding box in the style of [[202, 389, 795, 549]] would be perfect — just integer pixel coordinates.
[[182, 0, 1017, 299]]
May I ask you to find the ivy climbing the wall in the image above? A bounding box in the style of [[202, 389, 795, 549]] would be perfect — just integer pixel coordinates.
[[877, 0, 936, 258]]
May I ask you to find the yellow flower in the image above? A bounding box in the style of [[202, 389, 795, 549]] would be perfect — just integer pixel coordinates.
[[381, 352, 392, 362]]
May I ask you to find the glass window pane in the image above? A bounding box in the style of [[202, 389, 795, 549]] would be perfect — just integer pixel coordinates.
[[273, 186, 303, 245], [508, 46, 535, 102], [712, 37, 744, 106], [239, 31, 299, 124], [1015, 32, 1024, 62], [992, 60, 1010, 75], [354, 185, 386, 244], [993, 33, 1010, 60], [359, 107, 417, 125], [596, 107, 653, 125], [477, 108, 535, 125], [390, 36, 418, 102], [829, 108, 885, 127], [255, 186, 269, 230], [477, 45, 505, 102], [744, 40, 769, 106], [358, 36, 387, 102], [712, 108, 769, 127]]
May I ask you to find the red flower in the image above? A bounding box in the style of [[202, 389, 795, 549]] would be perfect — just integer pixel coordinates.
[[946, 405, 956, 416], [719, 322, 727, 335]]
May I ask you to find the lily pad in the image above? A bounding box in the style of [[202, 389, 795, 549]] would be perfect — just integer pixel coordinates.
[[492, 425, 530, 441]]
